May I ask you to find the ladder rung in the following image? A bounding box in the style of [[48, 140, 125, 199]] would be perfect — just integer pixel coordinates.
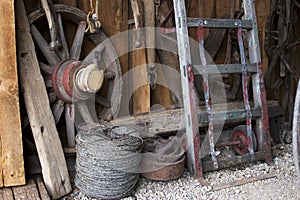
[[194, 64, 258, 75], [187, 18, 253, 29], [198, 107, 262, 127]]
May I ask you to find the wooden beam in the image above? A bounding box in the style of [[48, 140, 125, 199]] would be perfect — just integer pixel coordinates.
[[15, 0, 72, 199], [110, 101, 281, 136], [0, 0, 25, 187]]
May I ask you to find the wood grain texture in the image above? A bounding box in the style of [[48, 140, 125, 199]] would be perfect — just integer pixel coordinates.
[[0, 188, 14, 200], [130, 0, 150, 114], [36, 177, 51, 200], [78, 0, 129, 73], [15, 0, 71, 198], [12, 179, 40, 200], [0, 0, 25, 187], [254, 0, 270, 74], [110, 101, 280, 137], [153, 0, 176, 107]]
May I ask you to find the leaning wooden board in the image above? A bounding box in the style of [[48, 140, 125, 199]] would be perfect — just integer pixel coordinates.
[[0, 0, 25, 187], [15, 0, 71, 199]]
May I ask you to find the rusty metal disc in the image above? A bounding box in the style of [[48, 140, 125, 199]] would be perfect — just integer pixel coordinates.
[[141, 137, 185, 181], [232, 125, 257, 155], [141, 155, 185, 181]]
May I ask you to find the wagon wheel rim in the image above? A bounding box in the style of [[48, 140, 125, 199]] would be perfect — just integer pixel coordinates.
[[293, 79, 300, 182], [26, 4, 122, 147]]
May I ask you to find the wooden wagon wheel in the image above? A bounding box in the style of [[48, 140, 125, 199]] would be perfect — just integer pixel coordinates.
[[293, 79, 300, 181], [26, 4, 122, 147]]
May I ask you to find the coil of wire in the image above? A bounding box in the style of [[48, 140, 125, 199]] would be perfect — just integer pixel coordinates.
[[75, 124, 143, 199]]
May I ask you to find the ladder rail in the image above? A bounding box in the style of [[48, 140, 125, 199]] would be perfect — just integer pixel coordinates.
[[173, 0, 202, 177], [243, 0, 272, 162], [237, 27, 254, 154]]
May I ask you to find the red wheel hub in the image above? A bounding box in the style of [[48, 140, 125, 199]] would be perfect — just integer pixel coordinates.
[[231, 130, 251, 155], [52, 59, 81, 103]]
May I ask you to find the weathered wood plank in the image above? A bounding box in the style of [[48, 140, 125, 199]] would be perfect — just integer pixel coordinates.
[[110, 101, 281, 136], [0, 188, 14, 200], [12, 179, 40, 200], [15, 0, 72, 199], [36, 177, 51, 200], [0, 0, 25, 187]]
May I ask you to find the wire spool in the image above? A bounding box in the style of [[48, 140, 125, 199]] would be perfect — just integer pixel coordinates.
[[75, 124, 143, 199]]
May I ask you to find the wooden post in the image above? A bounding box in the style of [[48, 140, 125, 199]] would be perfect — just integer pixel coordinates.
[[15, 0, 72, 199], [130, 0, 150, 114], [0, 0, 25, 187]]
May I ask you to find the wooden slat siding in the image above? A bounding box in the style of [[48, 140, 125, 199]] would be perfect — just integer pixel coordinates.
[[0, 188, 14, 200], [78, 0, 130, 117], [130, 0, 150, 115], [15, 0, 72, 199], [255, 0, 270, 74], [132, 48, 150, 114], [144, 0, 173, 108], [12, 179, 40, 200], [61, 0, 77, 7], [0, 0, 25, 187], [153, 0, 175, 108], [78, 0, 129, 74]]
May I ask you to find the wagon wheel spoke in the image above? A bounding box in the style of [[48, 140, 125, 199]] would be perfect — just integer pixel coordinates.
[[104, 71, 116, 79], [45, 79, 53, 88], [30, 25, 60, 66], [65, 103, 75, 148], [82, 43, 106, 65], [26, 4, 123, 149], [70, 21, 87, 60], [51, 100, 65, 124], [48, 91, 57, 103], [39, 62, 53, 75], [76, 101, 97, 124], [57, 14, 70, 60], [95, 94, 111, 108]]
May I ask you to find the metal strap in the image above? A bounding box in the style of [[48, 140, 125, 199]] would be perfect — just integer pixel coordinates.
[[198, 21, 218, 169], [237, 27, 254, 154]]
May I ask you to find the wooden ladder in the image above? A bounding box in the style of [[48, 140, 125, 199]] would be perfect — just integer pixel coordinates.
[[173, 0, 271, 177]]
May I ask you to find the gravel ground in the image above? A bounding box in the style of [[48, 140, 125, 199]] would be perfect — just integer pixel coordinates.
[[70, 143, 300, 200]]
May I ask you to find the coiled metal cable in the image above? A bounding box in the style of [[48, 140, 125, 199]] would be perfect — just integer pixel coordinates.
[[75, 124, 143, 199]]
